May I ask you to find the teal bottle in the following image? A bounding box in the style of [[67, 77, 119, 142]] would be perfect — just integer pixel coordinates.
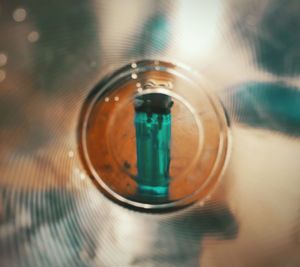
[[134, 93, 173, 200]]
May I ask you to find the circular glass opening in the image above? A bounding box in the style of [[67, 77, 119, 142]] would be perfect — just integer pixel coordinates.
[[78, 60, 230, 210]]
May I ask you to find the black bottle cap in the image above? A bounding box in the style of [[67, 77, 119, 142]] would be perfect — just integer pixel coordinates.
[[134, 93, 173, 114]]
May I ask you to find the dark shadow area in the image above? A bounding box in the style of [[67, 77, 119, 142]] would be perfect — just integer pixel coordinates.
[[236, 0, 300, 76], [131, 205, 238, 267], [0, 187, 97, 266]]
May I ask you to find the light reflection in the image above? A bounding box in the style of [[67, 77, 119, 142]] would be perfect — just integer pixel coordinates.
[[27, 31, 40, 43], [0, 53, 7, 67], [68, 151, 74, 158], [0, 69, 6, 82], [12, 8, 27, 22], [171, 1, 222, 62], [131, 73, 138, 79]]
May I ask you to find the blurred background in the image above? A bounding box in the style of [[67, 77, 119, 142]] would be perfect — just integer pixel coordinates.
[[1, 0, 300, 266]]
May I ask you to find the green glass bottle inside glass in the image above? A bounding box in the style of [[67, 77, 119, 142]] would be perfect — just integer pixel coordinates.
[[134, 93, 173, 200]]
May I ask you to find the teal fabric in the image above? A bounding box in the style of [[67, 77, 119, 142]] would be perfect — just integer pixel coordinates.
[[222, 82, 300, 136]]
